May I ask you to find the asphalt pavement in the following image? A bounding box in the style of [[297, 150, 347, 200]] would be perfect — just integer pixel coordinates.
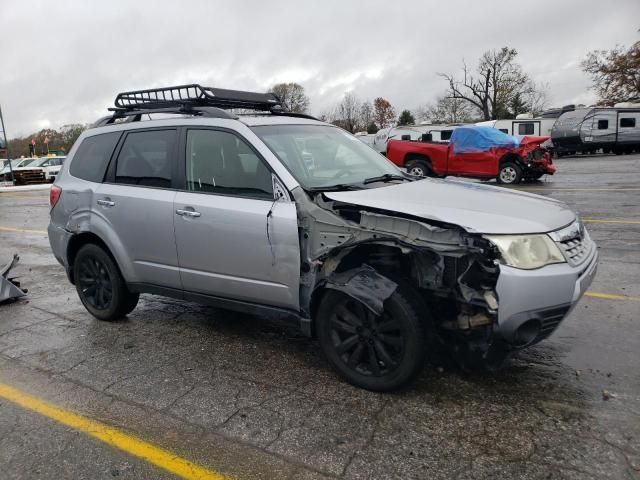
[[0, 153, 638, 479]]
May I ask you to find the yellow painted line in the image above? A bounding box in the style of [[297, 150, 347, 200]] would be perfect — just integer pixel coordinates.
[[0, 226, 47, 235], [0, 382, 229, 480], [582, 218, 640, 225], [514, 187, 640, 192], [586, 291, 640, 302]]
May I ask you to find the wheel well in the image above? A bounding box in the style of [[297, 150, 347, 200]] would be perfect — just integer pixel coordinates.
[[499, 153, 523, 167], [404, 153, 431, 167], [309, 244, 409, 332], [66, 232, 112, 284]]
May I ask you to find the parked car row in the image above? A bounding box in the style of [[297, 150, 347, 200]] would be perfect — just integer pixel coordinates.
[[0, 155, 66, 184]]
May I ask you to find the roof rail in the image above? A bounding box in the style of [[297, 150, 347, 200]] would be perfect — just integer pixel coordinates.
[[114, 84, 281, 111]]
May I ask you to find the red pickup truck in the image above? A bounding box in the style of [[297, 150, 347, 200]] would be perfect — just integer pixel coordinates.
[[386, 129, 556, 184]]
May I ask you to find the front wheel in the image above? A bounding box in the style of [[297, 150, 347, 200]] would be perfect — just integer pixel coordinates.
[[497, 162, 523, 185], [406, 160, 430, 177], [74, 243, 139, 321], [316, 287, 428, 391]]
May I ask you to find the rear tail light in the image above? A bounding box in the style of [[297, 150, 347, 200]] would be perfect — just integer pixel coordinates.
[[49, 185, 62, 209]]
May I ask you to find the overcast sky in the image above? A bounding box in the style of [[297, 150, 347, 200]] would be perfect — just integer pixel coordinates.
[[1, 0, 639, 136]]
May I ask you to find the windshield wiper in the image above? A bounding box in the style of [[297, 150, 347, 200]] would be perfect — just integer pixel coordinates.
[[307, 183, 362, 192], [362, 173, 411, 185]]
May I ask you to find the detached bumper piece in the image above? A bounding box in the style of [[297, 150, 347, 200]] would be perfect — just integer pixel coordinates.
[[0, 254, 27, 303]]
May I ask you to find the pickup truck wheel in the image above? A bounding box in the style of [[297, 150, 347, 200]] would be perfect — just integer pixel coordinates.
[[74, 244, 138, 321], [497, 162, 522, 184], [406, 160, 430, 177], [316, 287, 427, 391]]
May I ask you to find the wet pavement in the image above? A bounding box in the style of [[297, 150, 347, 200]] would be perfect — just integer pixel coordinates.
[[0, 154, 639, 479]]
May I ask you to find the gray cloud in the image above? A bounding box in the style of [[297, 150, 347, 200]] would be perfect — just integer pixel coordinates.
[[1, 0, 638, 136]]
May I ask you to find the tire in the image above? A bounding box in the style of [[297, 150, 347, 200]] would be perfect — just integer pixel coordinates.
[[73, 243, 139, 321], [497, 162, 523, 185], [315, 286, 428, 391], [405, 159, 430, 177]]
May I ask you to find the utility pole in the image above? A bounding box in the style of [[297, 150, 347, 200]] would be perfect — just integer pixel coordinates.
[[0, 105, 15, 186]]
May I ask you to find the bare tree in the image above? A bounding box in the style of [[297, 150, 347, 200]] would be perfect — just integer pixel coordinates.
[[439, 47, 545, 120], [359, 101, 374, 132], [268, 82, 310, 113], [373, 97, 396, 128], [327, 92, 363, 133], [417, 94, 478, 123], [582, 40, 640, 105]]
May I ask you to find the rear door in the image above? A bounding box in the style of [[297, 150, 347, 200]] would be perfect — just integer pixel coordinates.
[[173, 128, 300, 310], [96, 128, 181, 289]]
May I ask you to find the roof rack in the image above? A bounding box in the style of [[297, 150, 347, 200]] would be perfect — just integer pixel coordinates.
[[92, 84, 318, 127], [114, 84, 282, 111]]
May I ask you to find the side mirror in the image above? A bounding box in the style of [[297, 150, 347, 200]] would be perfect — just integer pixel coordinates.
[[421, 133, 433, 142], [400, 134, 411, 141]]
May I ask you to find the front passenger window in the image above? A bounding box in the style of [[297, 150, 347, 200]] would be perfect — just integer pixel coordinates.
[[186, 129, 273, 200]]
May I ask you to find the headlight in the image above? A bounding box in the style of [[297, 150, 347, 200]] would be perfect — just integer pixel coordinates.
[[484, 234, 565, 270]]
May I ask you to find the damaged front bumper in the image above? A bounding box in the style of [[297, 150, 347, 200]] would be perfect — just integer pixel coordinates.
[[494, 243, 597, 348]]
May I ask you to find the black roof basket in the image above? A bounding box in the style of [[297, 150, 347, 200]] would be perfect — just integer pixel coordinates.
[[114, 84, 282, 112], [91, 84, 318, 127]]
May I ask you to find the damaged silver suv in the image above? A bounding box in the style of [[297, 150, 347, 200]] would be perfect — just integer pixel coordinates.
[[48, 85, 598, 391]]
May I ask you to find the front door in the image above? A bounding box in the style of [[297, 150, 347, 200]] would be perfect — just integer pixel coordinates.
[[173, 128, 300, 310], [96, 128, 181, 289]]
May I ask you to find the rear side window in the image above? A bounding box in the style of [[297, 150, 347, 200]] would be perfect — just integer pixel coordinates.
[[115, 130, 176, 188], [70, 133, 120, 182], [518, 123, 535, 135], [620, 118, 636, 128], [498, 129, 508, 134], [597, 119, 609, 130]]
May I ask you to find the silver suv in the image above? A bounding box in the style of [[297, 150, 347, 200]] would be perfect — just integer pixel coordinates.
[[48, 85, 598, 391]]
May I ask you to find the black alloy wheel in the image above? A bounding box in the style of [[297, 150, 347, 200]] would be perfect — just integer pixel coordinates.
[[316, 286, 428, 391], [78, 255, 113, 310], [74, 243, 139, 321], [329, 298, 404, 378]]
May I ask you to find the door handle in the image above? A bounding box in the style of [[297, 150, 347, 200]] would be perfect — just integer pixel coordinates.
[[176, 209, 201, 218], [97, 199, 115, 207]]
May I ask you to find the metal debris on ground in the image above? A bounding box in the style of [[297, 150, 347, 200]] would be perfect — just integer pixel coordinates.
[[0, 253, 27, 303]]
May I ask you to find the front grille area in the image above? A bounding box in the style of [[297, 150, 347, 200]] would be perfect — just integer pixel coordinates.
[[559, 235, 590, 265], [550, 221, 593, 267]]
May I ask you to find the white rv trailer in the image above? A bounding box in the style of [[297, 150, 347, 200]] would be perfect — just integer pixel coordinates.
[[475, 114, 557, 138]]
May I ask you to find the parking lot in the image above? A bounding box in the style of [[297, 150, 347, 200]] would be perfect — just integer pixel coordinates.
[[0, 154, 639, 479]]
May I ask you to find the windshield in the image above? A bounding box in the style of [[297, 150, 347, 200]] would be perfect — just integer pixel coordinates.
[[18, 158, 36, 167], [251, 124, 401, 189]]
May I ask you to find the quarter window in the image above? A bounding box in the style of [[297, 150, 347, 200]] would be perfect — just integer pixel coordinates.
[[597, 119, 609, 130], [115, 130, 176, 188], [518, 123, 535, 135], [620, 118, 636, 128], [499, 129, 508, 134], [70, 132, 120, 183], [186, 129, 273, 199]]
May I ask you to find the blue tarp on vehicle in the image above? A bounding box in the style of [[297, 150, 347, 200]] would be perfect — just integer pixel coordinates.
[[450, 126, 520, 154]]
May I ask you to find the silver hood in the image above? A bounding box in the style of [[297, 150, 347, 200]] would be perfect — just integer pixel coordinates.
[[324, 178, 576, 234]]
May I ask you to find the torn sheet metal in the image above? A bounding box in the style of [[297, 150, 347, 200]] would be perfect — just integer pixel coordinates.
[[324, 265, 397, 315], [1, 254, 27, 303]]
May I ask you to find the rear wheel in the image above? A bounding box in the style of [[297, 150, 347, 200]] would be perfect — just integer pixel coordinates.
[[406, 159, 430, 177], [74, 244, 139, 321], [497, 162, 523, 184], [316, 286, 428, 391]]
